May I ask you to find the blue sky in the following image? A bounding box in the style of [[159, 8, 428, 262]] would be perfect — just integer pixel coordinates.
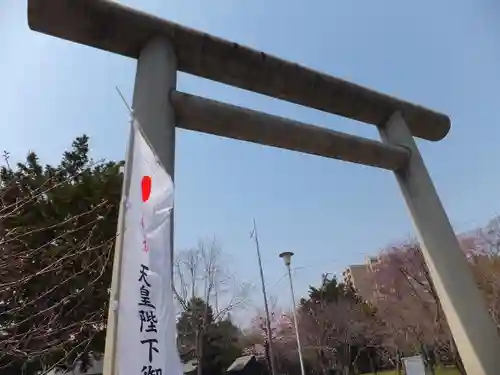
[[2, 0, 500, 315]]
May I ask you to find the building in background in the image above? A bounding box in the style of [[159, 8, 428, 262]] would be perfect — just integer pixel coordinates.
[[343, 254, 438, 305], [342, 256, 380, 302]]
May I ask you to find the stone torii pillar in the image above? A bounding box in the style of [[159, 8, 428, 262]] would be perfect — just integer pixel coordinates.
[[27, 1, 500, 374]]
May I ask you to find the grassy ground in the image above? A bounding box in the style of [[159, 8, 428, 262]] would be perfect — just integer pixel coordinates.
[[363, 367, 460, 375]]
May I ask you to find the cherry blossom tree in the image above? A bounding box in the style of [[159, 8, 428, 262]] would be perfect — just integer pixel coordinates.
[[243, 304, 298, 374], [297, 275, 382, 375], [467, 216, 500, 331], [367, 235, 496, 375], [368, 243, 446, 353]]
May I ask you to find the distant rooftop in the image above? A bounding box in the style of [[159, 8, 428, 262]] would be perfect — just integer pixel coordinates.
[[227, 355, 255, 372]]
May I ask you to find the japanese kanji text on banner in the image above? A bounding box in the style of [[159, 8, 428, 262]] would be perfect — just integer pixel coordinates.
[[114, 118, 182, 375]]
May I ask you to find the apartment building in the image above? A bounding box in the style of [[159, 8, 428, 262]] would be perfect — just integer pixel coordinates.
[[343, 254, 438, 304], [342, 256, 380, 302]]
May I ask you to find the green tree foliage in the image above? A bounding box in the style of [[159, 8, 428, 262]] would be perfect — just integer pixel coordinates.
[[177, 297, 215, 361], [301, 274, 357, 306], [0, 136, 123, 374], [176, 297, 242, 375]]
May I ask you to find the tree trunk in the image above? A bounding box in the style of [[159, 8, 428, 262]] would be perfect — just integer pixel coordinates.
[[369, 355, 375, 374], [196, 329, 203, 375], [396, 351, 402, 375], [264, 340, 272, 375]]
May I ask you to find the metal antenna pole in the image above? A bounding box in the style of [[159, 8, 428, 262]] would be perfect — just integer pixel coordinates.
[[251, 219, 278, 375]]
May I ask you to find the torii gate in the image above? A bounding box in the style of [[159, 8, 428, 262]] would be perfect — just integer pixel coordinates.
[[27, 1, 500, 374]]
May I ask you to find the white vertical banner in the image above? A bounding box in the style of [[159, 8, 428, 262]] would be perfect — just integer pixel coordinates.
[[116, 118, 182, 375]]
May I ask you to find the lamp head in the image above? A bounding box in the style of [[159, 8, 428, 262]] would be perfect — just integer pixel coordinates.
[[279, 251, 294, 266]]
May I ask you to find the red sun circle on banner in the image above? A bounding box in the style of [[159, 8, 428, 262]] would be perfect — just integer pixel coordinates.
[[141, 176, 152, 202]]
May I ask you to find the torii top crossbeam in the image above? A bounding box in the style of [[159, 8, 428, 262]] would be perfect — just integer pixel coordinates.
[[28, 0, 450, 142]]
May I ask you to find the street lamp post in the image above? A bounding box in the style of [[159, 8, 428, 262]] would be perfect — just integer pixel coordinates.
[[279, 252, 306, 375]]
